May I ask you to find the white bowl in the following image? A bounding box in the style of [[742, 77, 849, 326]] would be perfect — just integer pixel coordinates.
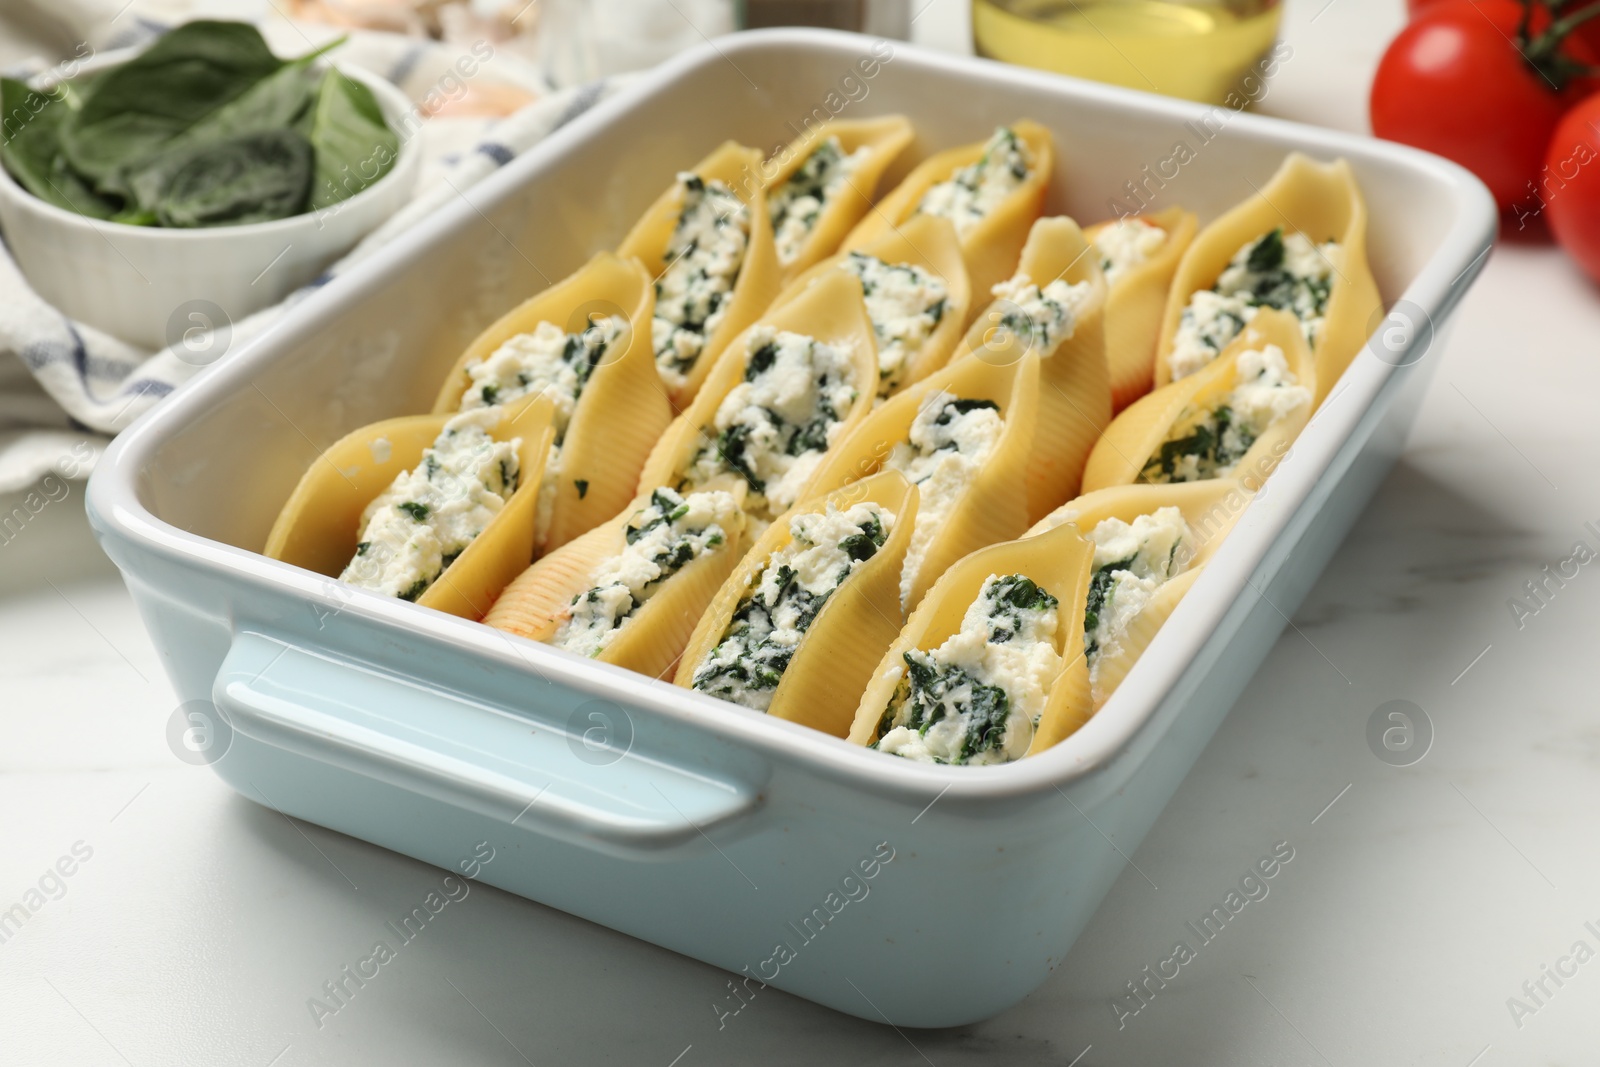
[[0, 50, 421, 350]]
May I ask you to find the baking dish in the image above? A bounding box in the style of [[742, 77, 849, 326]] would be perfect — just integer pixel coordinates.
[[84, 29, 1496, 1027]]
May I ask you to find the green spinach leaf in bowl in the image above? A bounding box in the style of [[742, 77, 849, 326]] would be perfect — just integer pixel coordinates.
[[0, 20, 401, 228]]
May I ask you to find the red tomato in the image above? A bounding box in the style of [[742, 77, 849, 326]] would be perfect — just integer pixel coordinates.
[[1409, 0, 1600, 48], [1371, 0, 1597, 212], [1545, 94, 1600, 282], [1405, 0, 1453, 18], [1569, 0, 1600, 56]]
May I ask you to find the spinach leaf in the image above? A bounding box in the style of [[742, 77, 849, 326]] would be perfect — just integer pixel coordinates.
[[306, 69, 399, 209], [124, 58, 322, 214], [0, 78, 115, 218], [61, 20, 288, 191], [4, 21, 394, 228], [1, 79, 69, 201], [154, 128, 312, 227]]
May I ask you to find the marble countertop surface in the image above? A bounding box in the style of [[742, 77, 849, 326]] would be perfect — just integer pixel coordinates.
[[5, 1, 1600, 1063]]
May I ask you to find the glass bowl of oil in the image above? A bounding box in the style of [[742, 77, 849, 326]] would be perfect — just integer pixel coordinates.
[[972, 0, 1282, 104]]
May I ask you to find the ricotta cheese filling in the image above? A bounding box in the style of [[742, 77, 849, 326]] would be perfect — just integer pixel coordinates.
[[1168, 227, 1338, 380], [840, 252, 950, 396], [459, 315, 629, 429], [915, 126, 1034, 238], [884, 392, 1004, 607], [342, 408, 521, 601], [872, 573, 1063, 766], [988, 272, 1095, 358], [767, 136, 870, 267], [680, 326, 858, 523], [1141, 343, 1312, 484], [690, 501, 895, 712], [553, 487, 739, 658], [460, 315, 630, 543], [1093, 217, 1167, 286], [653, 174, 751, 389], [1082, 507, 1193, 693]]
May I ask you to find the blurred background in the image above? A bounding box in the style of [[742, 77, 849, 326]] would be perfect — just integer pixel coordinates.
[[0, 0, 1286, 103]]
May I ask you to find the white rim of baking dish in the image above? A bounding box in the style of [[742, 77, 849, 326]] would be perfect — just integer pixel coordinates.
[[87, 29, 1498, 810]]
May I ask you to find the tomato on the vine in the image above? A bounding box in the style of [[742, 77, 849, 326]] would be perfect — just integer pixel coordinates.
[[1371, 0, 1600, 214], [1573, 1, 1600, 56], [1545, 94, 1600, 281]]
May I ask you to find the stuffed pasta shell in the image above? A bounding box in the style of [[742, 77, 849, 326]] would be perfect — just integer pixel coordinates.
[[431, 252, 669, 553], [1028, 480, 1247, 707], [848, 523, 1096, 764], [841, 121, 1054, 317], [772, 213, 970, 399], [676, 470, 918, 737], [484, 485, 747, 679], [265, 396, 556, 619], [617, 141, 783, 407], [1083, 206, 1198, 412], [1084, 308, 1314, 493], [804, 351, 1039, 611], [1156, 154, 1380, 404], [763, 115, 914, 280], [958, 216, 1113, 523], [635, 268, 879, 533]]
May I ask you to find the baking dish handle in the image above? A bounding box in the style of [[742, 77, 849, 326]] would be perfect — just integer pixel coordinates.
[[213, 631, 762, 857]]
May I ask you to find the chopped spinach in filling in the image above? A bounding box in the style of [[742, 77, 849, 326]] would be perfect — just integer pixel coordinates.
[[459, 313, 628, 545], [768, 136, 869, 266], [553, 487, 739, 658], [885, 391, 1004, 607], [681, 326, 858, 523], [690, 502, 894, 712], [342, 408, 521, 602], [988, 272, 1094, 357], [1080, 508, 1193, 697], [653, 173, 751, 389], [1141, 343, 1311, 484], [460, 314, 629, 437], [916, 126, 1034, 237], [840, 252, 949, 396], [873, 572, 1063, 766], [1168, 227, 1338, 380]]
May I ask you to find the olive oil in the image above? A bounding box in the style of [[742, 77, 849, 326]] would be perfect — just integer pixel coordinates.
[[972, 0, 1283, 104]]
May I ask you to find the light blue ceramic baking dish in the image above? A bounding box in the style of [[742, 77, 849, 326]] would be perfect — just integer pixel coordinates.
[[84, 29, 1495, 1027]]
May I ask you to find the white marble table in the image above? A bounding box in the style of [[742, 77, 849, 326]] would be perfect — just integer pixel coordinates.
[[6, 1, 1600, 1063]]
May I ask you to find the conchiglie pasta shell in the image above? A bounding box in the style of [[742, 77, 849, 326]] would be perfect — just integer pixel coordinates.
[[1083, 206, 1198, 412], [846, 523, 1095, 755], [841, 119, 1054, 322], [675, 470, 918, 738], [1027, 478, 1253, 569], [635, 268, 879, 524], [958, 216, 1113, 523], [1082, 308, 1314, 493], [616, 141, 783, 408], [431, 252, 670, 552], [1085, 565, 1203, 710], [804, 350, 1039, 610], [264, 396, 557, 620], [484, 521, 613, 643], [771, 213, 971, 395], [1155, 153, 1381, 404], [762, 114, 915, 281], [485, 487, 749, 679]]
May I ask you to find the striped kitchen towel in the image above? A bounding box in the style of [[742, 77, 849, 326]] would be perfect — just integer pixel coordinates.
[[0, 13, 625, 493]]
